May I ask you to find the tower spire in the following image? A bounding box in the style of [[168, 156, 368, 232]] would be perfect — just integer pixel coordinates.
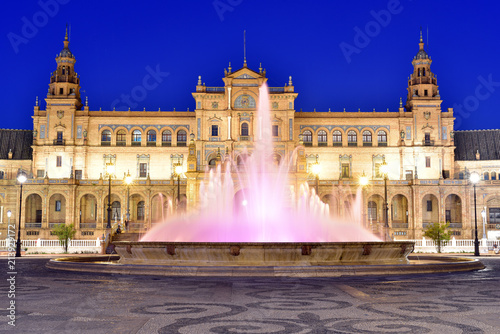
[[243, 30, 247, 67]]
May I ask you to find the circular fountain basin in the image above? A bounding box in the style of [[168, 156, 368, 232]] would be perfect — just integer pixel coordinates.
[[114, 241, 414, 266]]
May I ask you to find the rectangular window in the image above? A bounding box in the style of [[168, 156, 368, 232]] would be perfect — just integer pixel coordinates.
[[406, 126, 411, 140], [75, 170, 82, 180], [489, 208, 500, 224], [40, 125, 45, 139], [341, 163, 350, 178], [56, 156, 62, 167], [272, 125, 279, 137], [425, 156, 431, 168], [139, 163, 147, 178], [211, 125, 218, 137], [55, 200, 61, 212], [427, 200, 432, 212], [37, 170, 45, 178], [405, 170, 413, 180], [442, 126, 447, 140]]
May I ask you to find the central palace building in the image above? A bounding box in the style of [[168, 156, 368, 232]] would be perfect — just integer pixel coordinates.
[[1, 31, 500, 242]]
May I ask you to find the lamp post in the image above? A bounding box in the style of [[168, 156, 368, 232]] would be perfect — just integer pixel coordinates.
[[174, 164, 183, 212], [16, 171, 27, 257], [311, 155, 321, 196], [470, 172, 480, 256], [380, 161, 389, 241], [124, 170, 132, 231], [106, 162, 115, 229], [7, 210, 12, 225], [359, 171, 369, 229]]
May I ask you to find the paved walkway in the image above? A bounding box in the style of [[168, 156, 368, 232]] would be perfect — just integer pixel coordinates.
[[1, 256, 500, 333]]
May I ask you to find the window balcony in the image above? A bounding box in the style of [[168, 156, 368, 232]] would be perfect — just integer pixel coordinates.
[[116, 141, 126, 146], [131, 141, 141, 146], [378, 142, 387, 147], [177, 142, 187, 147], [162, 142, 172, 147], [80, 222, 97, 229], [25, 222, 42, 228], [147, 141, 156, 146], [53, 139, 66, 145], [424, 140, 434, 146], [101, 141, 111, 146], [363, 142, 372, 147], [318, 142, 328, 147]]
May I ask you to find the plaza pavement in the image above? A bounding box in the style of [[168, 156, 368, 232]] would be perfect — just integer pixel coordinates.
[[1, 255, 500, 333]]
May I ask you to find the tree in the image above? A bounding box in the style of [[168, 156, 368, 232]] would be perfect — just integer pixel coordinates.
[[424, 222, 452, 253], [52, 224, 77, 253]]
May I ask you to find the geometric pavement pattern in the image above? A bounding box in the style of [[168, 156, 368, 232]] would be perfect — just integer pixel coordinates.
[[1, 257, 499, 333]]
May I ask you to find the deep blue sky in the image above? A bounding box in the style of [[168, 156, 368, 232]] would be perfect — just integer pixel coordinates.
[[2, 0, 499, 131]]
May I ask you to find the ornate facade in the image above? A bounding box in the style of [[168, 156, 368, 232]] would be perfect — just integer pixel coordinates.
[[1, 31, 500, 242]]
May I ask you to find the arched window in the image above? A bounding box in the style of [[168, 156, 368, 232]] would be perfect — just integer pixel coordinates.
[[208, 158, 217, 168], [362, 130, 372, 146], [318, 130, 327, 146], [302, 130, 312, 147], [241, 123, 249, 137], [378, 130, 387, 146], [484, 172, 489, 181], [147, 130, 156, 146], [162, 130, 172, 146], [332, 130, 342, 146], [101, 130, 111, 146], [177, 130, 187, 147], [347, 130, 357, 146], [0, 170, 4, 179], [491, 172, 497, 180], [116, 130, 126, 146], [132, 130, 142, 146]]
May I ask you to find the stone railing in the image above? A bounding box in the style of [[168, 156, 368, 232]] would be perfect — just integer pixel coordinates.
[[395, 237, 498, 253], [0, 238, 101, 254]]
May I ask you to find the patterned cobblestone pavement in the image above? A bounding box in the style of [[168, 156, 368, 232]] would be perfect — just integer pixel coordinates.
[[1, 256, 499, 333]]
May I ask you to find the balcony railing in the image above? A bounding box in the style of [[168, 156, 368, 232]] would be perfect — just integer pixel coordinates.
[[80, 222, 97, 229], [392, 222, 408, 229], [49, 222, 65, 228], [53, 139, 65, 145], [177, 142, 187, 147], [25, 222, 42, 228], [162, 142, 172, 147], [424, 140, 434, 146]]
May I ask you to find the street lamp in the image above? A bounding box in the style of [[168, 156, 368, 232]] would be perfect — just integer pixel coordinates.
[[106, 162, 115, 229], [311, 155, 321, 195], [380, 161, 390, 241], [470, 171, 480, 256], [174, 164, 183, 212], [124, 170, 133, 231], [16, 171, 27, 257]]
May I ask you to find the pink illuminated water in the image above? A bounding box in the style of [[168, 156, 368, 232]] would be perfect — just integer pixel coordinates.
[[142, 84, 379, 242]]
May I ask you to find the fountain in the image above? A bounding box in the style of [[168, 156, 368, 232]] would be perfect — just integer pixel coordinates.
[[112, 83, 415, 270], [48, 84, 485, 277]]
